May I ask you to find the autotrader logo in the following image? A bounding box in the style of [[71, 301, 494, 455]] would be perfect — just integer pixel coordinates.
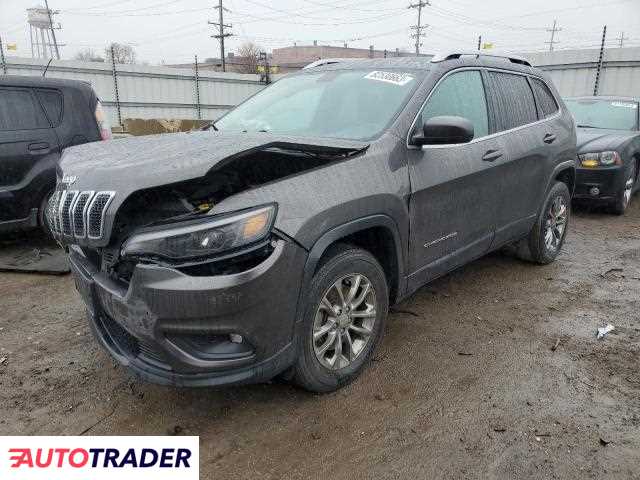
[[0, 436, 199, 480]]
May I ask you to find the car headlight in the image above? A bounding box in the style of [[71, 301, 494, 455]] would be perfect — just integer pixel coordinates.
[[121, 205, 276, 261], [578, 151, 621, 167]]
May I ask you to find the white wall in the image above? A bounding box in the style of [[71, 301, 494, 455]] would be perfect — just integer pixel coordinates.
[[3, 57, 269, 124]]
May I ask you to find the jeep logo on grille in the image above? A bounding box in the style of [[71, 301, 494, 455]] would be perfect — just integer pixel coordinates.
[[61, 175, 78, 186]]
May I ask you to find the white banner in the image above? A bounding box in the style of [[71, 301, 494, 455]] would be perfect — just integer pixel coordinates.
[[0, 436, 199, 480]]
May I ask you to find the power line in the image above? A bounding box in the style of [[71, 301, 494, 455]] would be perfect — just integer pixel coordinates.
[[492, 0, 635, 21], [409, 1, 430, 56], [545, 19, 561, 52], [65, 0, 184, 15], [209, 0, 233, 72]]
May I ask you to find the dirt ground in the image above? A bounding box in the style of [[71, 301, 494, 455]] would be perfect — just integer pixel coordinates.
[[1, 202, 639, 479]]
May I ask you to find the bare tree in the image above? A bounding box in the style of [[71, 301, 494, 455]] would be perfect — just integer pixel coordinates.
[[105, 42, 137, 64], [74, 48, 104, 62], [236, 42, 262, 74]]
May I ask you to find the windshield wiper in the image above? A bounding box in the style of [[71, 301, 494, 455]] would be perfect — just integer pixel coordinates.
[[202, 121, 218, 131], [577, 124, 599, 129]]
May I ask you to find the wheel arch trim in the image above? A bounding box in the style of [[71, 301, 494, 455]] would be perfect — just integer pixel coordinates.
[[549, 160, 576, 196], [300, 214, 407, 307]]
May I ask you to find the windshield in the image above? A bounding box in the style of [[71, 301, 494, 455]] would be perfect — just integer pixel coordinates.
[[215, 69, 424, 141], [565, 98, 639, 131]]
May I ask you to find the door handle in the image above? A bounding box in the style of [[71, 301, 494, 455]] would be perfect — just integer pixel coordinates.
[[482, 149, 503, 162], [28, 142, 50, 153], [543, 133, 557, 144]]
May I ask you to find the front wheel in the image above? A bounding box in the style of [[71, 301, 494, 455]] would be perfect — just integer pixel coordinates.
[[611, 163, 636, 215], [292, 245, 388, 393], [517, 181, 571, 265]]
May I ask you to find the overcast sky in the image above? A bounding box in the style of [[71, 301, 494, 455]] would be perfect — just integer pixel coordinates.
[[1, 0, 639, 64]]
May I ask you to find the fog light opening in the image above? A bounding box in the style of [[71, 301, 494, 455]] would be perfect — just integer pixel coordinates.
[[589, 187, 600, 196], [229, 334, 244, 344]]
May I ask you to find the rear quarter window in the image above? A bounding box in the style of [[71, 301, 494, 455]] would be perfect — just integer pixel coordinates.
[[36, 89, 64, 126], [0, 88, 50, 131], [530, 78, 559, 118], [485, 71, 538, 133]]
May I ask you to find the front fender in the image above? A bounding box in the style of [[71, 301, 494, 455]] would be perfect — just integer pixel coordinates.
[[301, 213, 407, 302]]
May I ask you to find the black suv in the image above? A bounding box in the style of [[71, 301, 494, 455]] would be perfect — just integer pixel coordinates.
[[0, 76, 110, 234], [565, 96, 639, 214], [50, 53, 576, 392]]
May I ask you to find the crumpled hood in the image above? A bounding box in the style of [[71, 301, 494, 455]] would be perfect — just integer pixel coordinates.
[[55, 131, 369, 247], [576, 128, 636, 154], [60, 131, 369, 193]]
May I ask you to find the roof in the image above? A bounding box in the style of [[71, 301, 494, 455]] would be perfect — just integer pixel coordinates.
[[302, 56, 435, 71], [565, 95, 639, 102], [0, 75, 93, 90], [300, 53, 543, 76]]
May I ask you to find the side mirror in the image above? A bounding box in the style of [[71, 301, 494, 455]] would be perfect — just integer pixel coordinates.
[[412, 115, 475, 146]]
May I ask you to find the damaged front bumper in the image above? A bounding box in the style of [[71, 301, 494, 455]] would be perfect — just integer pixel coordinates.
[[69, 238, 307, 387]]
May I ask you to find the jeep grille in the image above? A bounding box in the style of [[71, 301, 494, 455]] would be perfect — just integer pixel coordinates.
[[48, 188, 115, 241]]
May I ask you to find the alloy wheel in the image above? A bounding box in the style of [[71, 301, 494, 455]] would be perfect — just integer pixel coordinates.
[[312, 274, 377, 371], [544, 195, 568, 252], [623, 169, 635, 208]]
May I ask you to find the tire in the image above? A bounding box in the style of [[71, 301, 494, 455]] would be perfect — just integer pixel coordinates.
[[517, 181, 571, 265], [292, 244, 389, 393], [38, 189, 54, 238], [611, 162, 636, 215]]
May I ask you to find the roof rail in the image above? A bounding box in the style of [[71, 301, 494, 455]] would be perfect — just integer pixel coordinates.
[[303, 58, 347, 69], [430, 51, 532, 67]]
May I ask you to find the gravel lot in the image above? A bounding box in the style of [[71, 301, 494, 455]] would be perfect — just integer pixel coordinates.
[[1, 202, 639, 479]]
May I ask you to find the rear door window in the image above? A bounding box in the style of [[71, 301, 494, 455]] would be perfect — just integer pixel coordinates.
[[36, 89, 64, 126], [530, 78, 559, 118], [420, 70, 489, 140], [485, 72, 538, 132], [0, 88, 50, 131]]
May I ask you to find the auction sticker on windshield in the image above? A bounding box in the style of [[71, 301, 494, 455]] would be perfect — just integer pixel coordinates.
[[611, 101, 638, 109], [365, 71, 415, 86], [0, 436, 199, 480]]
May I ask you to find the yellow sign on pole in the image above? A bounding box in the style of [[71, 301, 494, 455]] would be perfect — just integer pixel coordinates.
[[7, 43, 17, 51], [482, 42, 494, 50]]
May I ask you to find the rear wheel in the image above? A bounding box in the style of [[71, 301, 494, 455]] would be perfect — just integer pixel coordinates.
[[292, 245, 388, 393], [611, 162, 636, 215], [516, 181, 571, 265]]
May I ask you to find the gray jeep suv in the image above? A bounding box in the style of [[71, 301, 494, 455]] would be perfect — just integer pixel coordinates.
[[50, 53, 577, 392]]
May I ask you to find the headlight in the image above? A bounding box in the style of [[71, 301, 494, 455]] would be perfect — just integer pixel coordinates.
[[578, 151, 621, 167], [121, 205, 276, 261]]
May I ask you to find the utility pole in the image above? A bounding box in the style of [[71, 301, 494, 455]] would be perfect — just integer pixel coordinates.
[[545, 19, 561, 52], [43, 0, 60, 59], [616, 31, 629, 48], [477, 35, 482, 51], [593, 25, 607, 96], [209, 0, 233, 72], [409, 1, 430, 56]]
